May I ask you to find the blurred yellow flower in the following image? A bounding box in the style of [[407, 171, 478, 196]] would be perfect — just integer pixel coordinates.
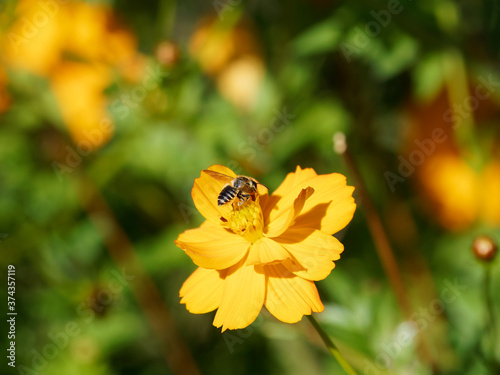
[[189, 17, 264, 111], [417, 152, 500, 231], [3, 0, 143, 76], [50, 62, 112, 147], [176, 165, 356, 331], [417, 152, 479, 231], [216, 55, 265, 112], [1, 0, 147, 149], [189, 17, 260, 75], [2, 0, 65, 76], [407, 91, 500, 231]]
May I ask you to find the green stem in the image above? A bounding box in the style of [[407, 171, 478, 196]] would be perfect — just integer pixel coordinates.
[[484, 266, 498, 359], [442, 50, 483, 170], [307, 315, 358, 375]]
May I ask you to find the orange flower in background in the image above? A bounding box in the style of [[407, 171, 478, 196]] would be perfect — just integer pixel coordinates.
[[189, 17, 264, 111], [416, 152, 478, 231], [2, 0, 144, 78], [406, 90, 500, 231], [1, 0, 147, 148], [216, 55, 265, 112], [189, 17, 261, 75], [50, 62, 113, 147], [176, 165, 356, 331], [2, 0, 65, 76], [417, 152, 500, 231]]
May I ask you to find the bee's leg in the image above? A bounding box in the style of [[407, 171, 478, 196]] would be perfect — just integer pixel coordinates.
[[237, 192, 251, 206]]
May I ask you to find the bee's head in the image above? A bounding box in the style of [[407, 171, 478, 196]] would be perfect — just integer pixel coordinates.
[[233, 177, 257, 190]]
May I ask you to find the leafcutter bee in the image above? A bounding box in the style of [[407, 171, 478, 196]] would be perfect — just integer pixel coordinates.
[[204, 170, 265, 208]]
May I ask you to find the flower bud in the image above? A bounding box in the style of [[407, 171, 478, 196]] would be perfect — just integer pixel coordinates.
[[155, 41, 180, 67], [472, 235, 498, 262]]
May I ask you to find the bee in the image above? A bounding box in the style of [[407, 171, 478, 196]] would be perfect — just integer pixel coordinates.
[[204, 170, 264, 208]]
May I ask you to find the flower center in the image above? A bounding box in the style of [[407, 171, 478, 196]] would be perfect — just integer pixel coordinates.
[[221, 196, 264, 243]]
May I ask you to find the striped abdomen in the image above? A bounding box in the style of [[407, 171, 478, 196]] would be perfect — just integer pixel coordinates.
[[218, 184, 237, 206]]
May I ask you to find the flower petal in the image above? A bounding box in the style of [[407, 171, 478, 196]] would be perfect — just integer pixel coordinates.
[[275, 228, 344, 280], [264, 167, 356, 235], [293, 174, 356, 234], [264, 263, 324, 323], [266, 166, 318, 202], [264, 187, 314, 237], [191, 164, 237, 224], [257, 182, 269, 197], [175, 221, 250, 269], [180, 267, 225, 313], [213, 261, 265, 331], [247, 237, 291, 266]]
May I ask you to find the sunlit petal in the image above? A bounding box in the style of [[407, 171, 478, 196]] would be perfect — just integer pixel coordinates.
[[266, 166, 318, 202], [293, 174, 356, 234], [264, 263, 324, 323], [180, 267, 225, 313], [264, 187, 314, 237], [213, 261, 265, 331], [263, 167, 355, 235], [247, 237, 291, 266], [176, 221, 250, 269], [276, 228, 344, 280]]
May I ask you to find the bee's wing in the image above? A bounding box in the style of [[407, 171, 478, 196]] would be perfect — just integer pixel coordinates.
[[203, 170, 234, 184]]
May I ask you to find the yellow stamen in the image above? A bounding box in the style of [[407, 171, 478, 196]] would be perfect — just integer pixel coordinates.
[[221, 196, 264, 243]]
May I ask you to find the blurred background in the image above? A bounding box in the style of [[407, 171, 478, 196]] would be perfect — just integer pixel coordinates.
[[1, 0, 500, 374]]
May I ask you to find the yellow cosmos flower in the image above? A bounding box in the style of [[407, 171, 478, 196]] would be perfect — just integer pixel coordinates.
[[189, 17, 264, 111], [176, 165, 356, 331]]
